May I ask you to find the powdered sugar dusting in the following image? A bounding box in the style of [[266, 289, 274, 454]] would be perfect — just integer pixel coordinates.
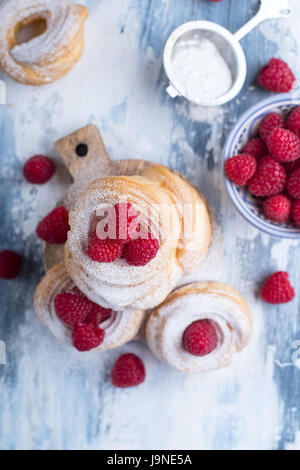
[[65, 175, 183, 310], [146, 283, 252, 373], [35, 263, 145, 350], [0, 0, 87, 83]]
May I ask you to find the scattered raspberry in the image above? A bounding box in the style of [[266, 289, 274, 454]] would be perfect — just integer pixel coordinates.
[[259, 113, 285, 142], [182, 320, 218, 356], [247, 156, 286, 197], [258, 58, 296, 93], [267, 128, 300, 162], [54, 290, 92, 327], [287, 168, 300, 199], [72, 322, 105, 351], [224, 154, 257, 186], [85, 304, 112, 325], [36, 206, 70, 244], [261, 271, 295, 304], [283, 158, 300, 175], [287, 107, 300, 138], [0, 250, 22, 279], [87, 231, 123, 263], [262, 194, 291, 223], [242, 138, 267, 160], [113, 202, 138, 242], [111, 353, 145, 388], [23, 155, 55, 184], [291, 199, 300, 227], [122, 232, 159, 266]]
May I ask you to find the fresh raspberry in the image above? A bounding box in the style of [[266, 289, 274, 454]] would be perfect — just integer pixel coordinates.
[[23, 155, 55, 184], [111, 353, 145, 388], [85, 304, 112, 325], [267, 128, 300, 162], [54, 290, 93, 327], [242, 138, 268, 160], [291, 199, 300, 227], [287, 107, 300, 138], [258, 58, 296, 93], [182, 320, 218, 356], [36, 206, 70, 244], [259, 113, 285, 142], [114, 202, 138, 242], [262, 194, 291, 223], [283, 158, 300, 175], [287, 168, 300, 199], [247, 156, 286, 197], [261, 271, 295, 304], [224, 154, 257, 186], [0, 250, 22, 279], [122, 232, 159, 266], [72, 322, 105, 351], [87, 231, 123, 263]]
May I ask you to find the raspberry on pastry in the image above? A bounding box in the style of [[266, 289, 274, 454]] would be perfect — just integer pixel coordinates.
[[122, 232, 160, 266], [54, 290, 93, 327], [34, 263, 146, 351], [85, 304, 112, 325], [182, 320, 218, 356], [72, 322, 105, 352], [114, 202, 139, 242], [87, 231, 124, 263], [146, 282, 252, 373]]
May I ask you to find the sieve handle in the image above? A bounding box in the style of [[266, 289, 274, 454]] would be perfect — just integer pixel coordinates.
[[234, 0, 292, 42]]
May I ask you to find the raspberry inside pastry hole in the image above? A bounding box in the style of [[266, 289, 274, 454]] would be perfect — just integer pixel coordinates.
[[182, 319, 218, 356], [54, 287, 112, 329], [16, 19, 47, 45]]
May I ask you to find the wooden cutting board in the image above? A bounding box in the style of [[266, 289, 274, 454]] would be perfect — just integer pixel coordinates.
[[43, 124, 224, 284]]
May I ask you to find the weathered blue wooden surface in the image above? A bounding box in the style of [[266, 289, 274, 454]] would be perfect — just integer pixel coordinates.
[[0, 0, 300, 450]]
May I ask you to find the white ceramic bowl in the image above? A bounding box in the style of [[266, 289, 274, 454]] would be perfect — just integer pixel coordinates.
[[223, 94, 300, 239]]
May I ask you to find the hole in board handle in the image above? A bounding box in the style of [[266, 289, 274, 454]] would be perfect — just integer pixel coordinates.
[[76, 143, 88, 157]]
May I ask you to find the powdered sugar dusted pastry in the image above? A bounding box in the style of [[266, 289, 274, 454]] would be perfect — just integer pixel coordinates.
[[0, 0, 88, 85], [34, 263, 145, 351], [178, 202, 224, 285], [141, 164, 211, 274], [65, 175, 183, 310], [146, 282, 252, 373]]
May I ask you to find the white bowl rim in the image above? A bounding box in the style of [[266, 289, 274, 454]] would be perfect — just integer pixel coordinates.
[[223, 93, 300, 239]]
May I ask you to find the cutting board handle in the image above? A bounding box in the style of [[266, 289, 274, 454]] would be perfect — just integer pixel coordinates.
[[55, 124, 111, 180]]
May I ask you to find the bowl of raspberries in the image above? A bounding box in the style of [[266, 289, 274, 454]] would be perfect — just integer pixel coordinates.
[[223, 94, 300, 238]]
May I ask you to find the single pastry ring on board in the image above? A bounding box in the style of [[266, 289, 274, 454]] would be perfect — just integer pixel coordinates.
[[0, 0, 88, 85]]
